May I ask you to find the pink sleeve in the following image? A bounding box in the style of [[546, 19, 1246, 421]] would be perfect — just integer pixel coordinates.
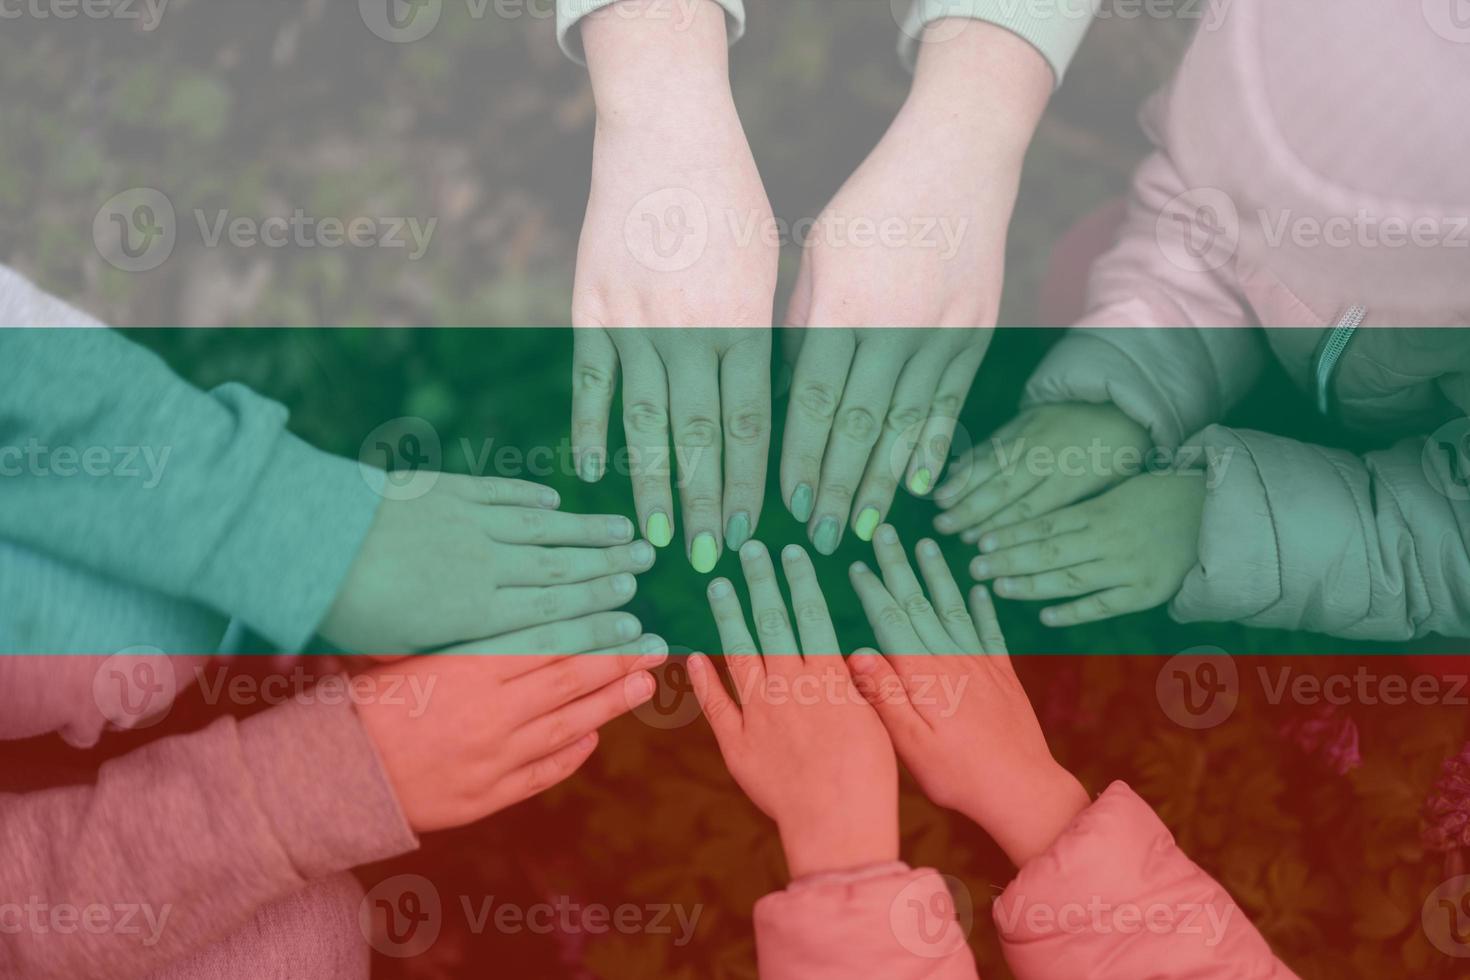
[[996, 782, 1299, 979], [754, 863, 981, 980], [0, 685, 418, 980]]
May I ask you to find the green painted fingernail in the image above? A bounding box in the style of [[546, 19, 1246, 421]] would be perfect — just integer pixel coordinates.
[[725, 511, 751, 551], [910, 468, 933, 495], [854, 507, 880, 542], [691, 532, 719, 574], [813, 517, 840, 556], [647, 512, 673, 549], [791, 483, 814, 523]]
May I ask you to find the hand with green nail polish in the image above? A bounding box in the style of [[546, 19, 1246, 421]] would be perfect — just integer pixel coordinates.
[[779, 328, 990, 556], [932, 403, 1151, 544], [569, 2, 776, 575], [321, 474, 654, 655]]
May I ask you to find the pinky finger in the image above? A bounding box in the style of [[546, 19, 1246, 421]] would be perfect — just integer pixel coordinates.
[[967, 585, 1010, 657], [688, 652, 742, 748], [502, 731, 600, 810], [1040, 587, 1139, 628]]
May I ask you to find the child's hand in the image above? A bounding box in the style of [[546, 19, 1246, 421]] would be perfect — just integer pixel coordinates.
[[969, 471, 1205, 627], [933, 403, 1151, 543], [846, 526, 1089, 866], [356, 616, 666, 832], [689, 541, 899, 879], [321, 475, 653, 655]]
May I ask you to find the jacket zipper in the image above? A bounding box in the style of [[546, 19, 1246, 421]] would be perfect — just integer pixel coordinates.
[[1315, 305, 1367, 415]]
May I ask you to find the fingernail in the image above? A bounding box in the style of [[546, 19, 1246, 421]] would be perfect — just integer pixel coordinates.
[[979, 534, 999, 553], [540, 488, 561, 508], [918, 539, 940, 558], [646, 512, 673, 548], [631, 540, 655, 566], [610, 516, 634, 541], [627, 672, 655, 703], [614, 574, 637, 598], [909, 468, 933, 495], [691, 533, 719, 574], [971, 558, 990, 577], [782, 544, 804, 563], [850, 561, 871, 577], [848, 653, 877, 674], [641, 634, 667, 655], [575, 732, 598, 751], [995, 577, 1014, 594], [934, 515, 955, 533], [791, 483, 814, 523], [960, 529, 980, 545], [708, 578, 732, 599], [636, 638, 668, 668], [739, 539, 764, 562], [875, 523, 898, 545], [618, 616, 641, 640], [854, 507, 880, 542], [578, 452, 601, 483], [724, 511, 751, 552], [813, 517, 840, 556]]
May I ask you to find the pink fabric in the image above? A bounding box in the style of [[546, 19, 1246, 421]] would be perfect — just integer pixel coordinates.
[[0, 656, 418, 980], [753, 783, 1297, 979]]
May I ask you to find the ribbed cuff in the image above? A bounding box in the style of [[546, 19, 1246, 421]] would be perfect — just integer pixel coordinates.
[[897, 0, 1098, 84], [557, 0, 746, 65]]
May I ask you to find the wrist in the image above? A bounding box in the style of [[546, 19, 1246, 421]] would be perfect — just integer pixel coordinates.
[[779, 817, 899, 881], [583, 0, 734, 120], [964, 762, 1090, 868]]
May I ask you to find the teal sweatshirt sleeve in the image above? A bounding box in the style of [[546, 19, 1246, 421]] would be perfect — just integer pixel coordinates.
[[556, 0, 745, 64], [0, 267, 383, 652], [897, 0, 1099, 84]]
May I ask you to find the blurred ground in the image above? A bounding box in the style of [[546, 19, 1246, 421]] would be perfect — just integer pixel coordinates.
[[4, 3, 1468, 978]]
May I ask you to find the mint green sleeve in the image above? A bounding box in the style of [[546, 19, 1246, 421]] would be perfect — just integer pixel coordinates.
[[556, 0, 745, 65], [0, 267, 384, 653], [898, 0, 1099, 85]]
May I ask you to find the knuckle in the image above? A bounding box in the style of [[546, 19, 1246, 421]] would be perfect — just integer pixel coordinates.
[[885, 403, 926, 434], [676, 415, 721, 449], [940, 603, 970, 624], [1091, 593, 1114, 615], [932, 394, 963, 418], [1013, 499, 1035, 520], [755, 609, 790, 637], [794, 601, 827, 627], [1040, 540, 1061, 563], [795, 382, 839, 422], [538, 551, 569, 582], [575, 364, 614, 394], [525, 756, 563, 795], [876, 604, 909, 629], [1037, 517, 1056, 537], [839, 407, 879, 442], [624, 400, 669, 435], [1064, 568, 1088, 592], [902, 595, 935, 619], [724, 406, 767, 446], [534, 591, 562, 619], [823, 482, 854, 505], [517, 511, 547, 537]]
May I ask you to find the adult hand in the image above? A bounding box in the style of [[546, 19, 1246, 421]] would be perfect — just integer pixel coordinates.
[[321, 474, 652, 655], [357, 619, 667, 832], [778, 21, 1051, 554], [572, 0, 777, 573], [845, 525, 1089, 866], [933, 403, 1152, 543], [969, 471, 1206, 627], [689, 541, 899, 878]]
